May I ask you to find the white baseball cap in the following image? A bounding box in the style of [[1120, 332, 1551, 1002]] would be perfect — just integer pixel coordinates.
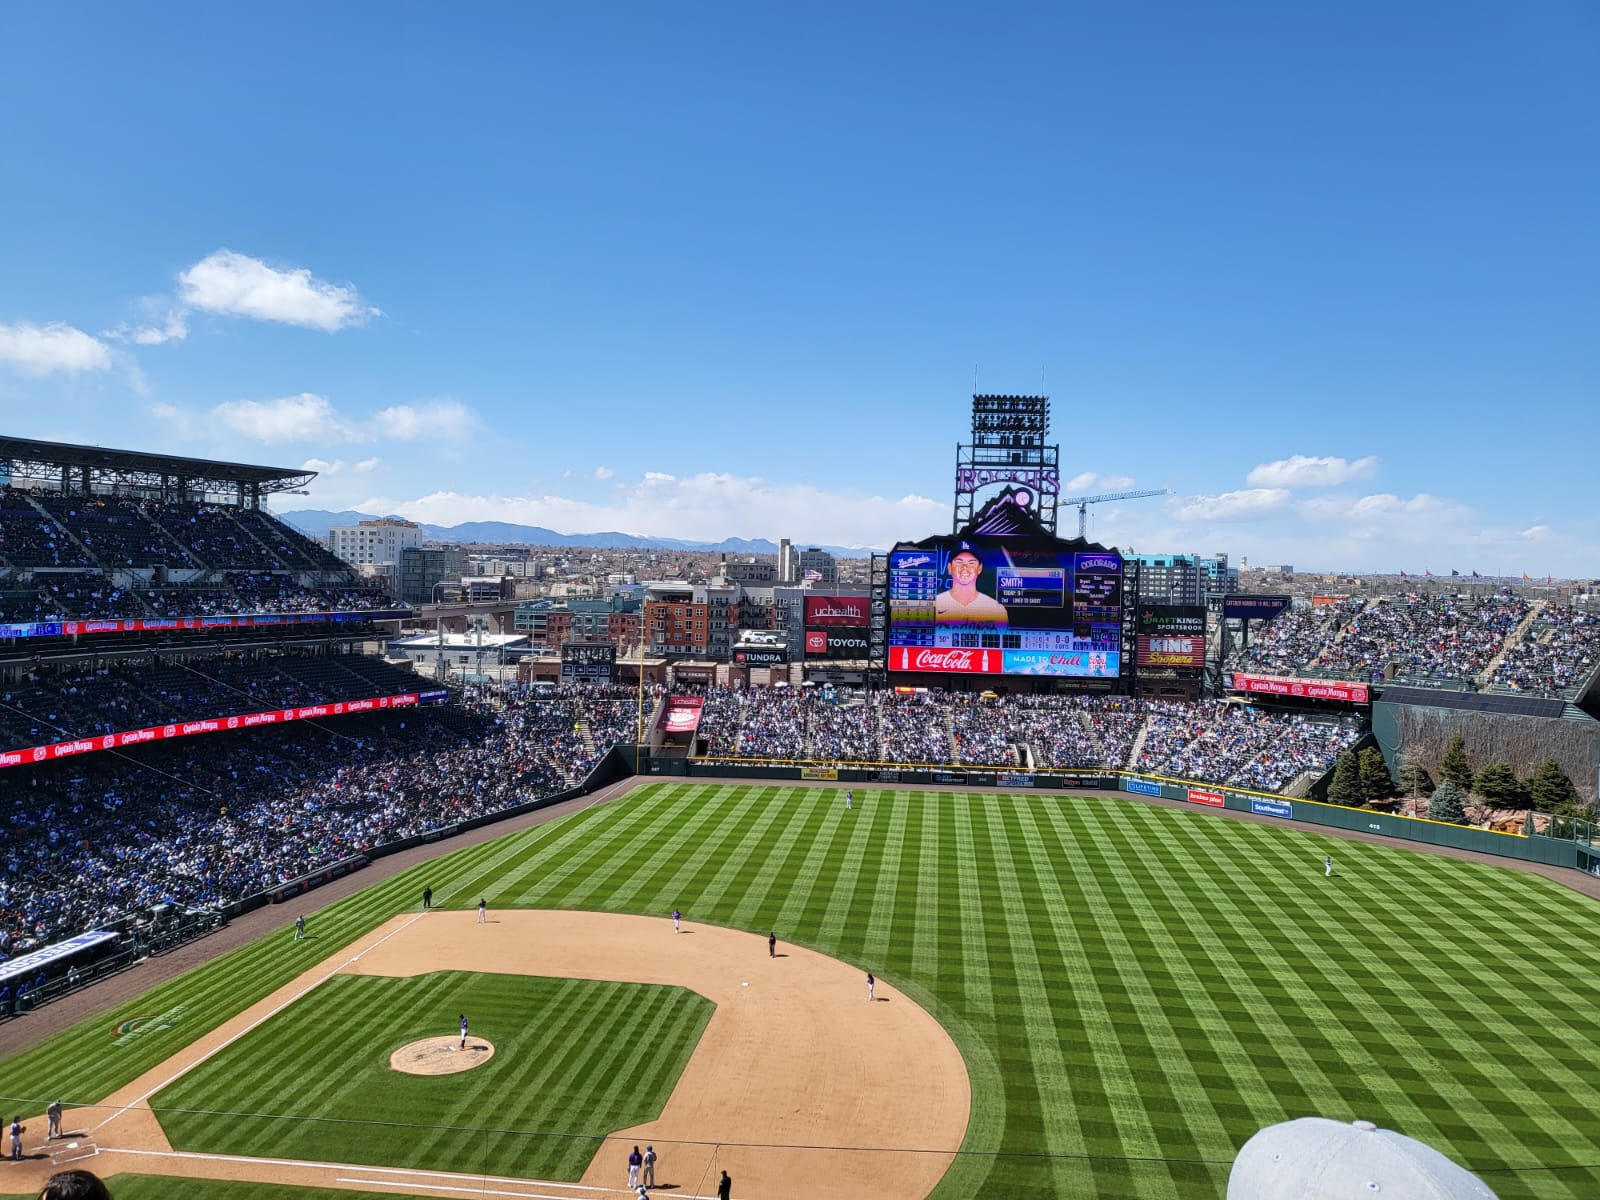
[[1228, 1117, 1499, 1199]]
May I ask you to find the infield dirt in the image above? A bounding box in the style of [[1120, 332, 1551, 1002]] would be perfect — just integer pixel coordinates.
[[10, 909, 971, 1200]]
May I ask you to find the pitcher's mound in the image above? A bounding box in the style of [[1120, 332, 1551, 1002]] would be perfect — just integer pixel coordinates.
[[390, 1036, 496, 1075]]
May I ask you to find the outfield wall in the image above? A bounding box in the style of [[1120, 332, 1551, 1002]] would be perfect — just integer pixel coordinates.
[[650, 753, 1582, 872]]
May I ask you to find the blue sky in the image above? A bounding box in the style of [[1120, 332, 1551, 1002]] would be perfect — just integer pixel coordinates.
[[1, 2, 1595, 573]]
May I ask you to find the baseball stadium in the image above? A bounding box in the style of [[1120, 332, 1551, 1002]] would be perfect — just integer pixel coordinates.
[[3, 424, 1600, 1200]]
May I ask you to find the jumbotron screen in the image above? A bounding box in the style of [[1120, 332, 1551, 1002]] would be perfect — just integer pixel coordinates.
[[887, 536, 1122, 677]]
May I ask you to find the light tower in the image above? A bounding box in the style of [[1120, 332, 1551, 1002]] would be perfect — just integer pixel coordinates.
[[953, 394, 1059, 534]]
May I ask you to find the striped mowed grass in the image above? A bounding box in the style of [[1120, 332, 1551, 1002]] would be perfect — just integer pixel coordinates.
[[3, 782, 1599, 1199]]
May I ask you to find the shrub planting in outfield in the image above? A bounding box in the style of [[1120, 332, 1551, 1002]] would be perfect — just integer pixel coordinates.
[[153, 973, 710, 1179], [4, 782, 1600, 1199]]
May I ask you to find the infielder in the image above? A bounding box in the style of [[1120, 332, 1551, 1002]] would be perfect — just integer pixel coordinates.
[[627, 1145, 642, 1187], [867, 972, 875, 1002], [477, 898, 487, 923], [672, 908, 681, 934]]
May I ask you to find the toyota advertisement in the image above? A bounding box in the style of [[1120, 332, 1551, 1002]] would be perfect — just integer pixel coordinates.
[[805, 628, 869, 660], [887, 534, 1123, 679]]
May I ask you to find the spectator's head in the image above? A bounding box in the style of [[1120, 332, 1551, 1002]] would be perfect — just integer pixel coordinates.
[[39, 1170, 113, 1200]]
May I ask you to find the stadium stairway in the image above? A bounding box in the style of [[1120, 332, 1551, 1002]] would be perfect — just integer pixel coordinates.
[[1477, 600, 1545, 688], [1126, 717, 1153, 771], [945, 707, 959, 762]]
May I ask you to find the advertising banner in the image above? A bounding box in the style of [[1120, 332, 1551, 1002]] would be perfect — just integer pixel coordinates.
[[1125, 777, 1163, 796], [805, 628, 870, 659], [734, 647, 788, 667], [1003, 649, 1120, 678], [0, 609, 411, 641], [1230, 673, 1370, 704], [804, 595, 870, 627], [1137, 606, 1206, 637], [800, 766, 839, 780], [1223, 594, 1292, 622], [1187, 787, 1225, 807], [0, 691, 423, 772], [1136, 635, 1206, 669], [996, 771, 1036, 788], [889, 646, 1002, 674], [658, 696, 705, 734], [1251, 798, 1293, 819]]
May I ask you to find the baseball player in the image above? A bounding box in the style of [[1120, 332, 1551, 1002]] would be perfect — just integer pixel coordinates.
[[672, 909, 681, 934], [642, 1144, 657, 1187], [458, 1013, 469, 1050], [9, 1116, 24, 1160], [845, 789, 852, 810], [1324, 855, 1333, 878], [867, 972, 875, 1002], [768, 932, 776, 958], [47, 1099, 62, 1139], [477, 898, 487, 923], [627, 1145, 642, 1188], [294, 914, 305, 941]]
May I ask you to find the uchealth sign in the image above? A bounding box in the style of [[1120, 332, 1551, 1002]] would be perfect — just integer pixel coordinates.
[[804, 595, 869, 627], [1186, 787, 1225, 807], [0, 691, 427, 771], [1230, 672, 1370, 704], [805, 628, 869, 659]]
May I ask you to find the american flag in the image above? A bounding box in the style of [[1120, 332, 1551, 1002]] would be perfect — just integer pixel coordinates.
[[803, 569, 823, 582]]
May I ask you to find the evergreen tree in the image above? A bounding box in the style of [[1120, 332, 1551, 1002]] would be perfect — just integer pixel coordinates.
[[1397, 758, 1433, 799], [1438, 732, 1474, 792], [1429, 778, 1467, 824], [1358, 747, 1393, 803], [1473, 759, 1522, 806], [1527, 758, 1580, 814], [1328, 750, 1362, 806]]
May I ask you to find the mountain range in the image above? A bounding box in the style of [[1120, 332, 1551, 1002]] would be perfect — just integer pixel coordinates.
[[275, 509, 872, 557]]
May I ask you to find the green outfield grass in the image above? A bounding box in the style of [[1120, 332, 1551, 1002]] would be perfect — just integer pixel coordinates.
[[151, 972, 710, 1179], [4, 782, 1600, 1199]]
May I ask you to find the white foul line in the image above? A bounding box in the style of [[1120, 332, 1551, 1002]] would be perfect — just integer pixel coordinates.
[[93, 910, 430, 1132]]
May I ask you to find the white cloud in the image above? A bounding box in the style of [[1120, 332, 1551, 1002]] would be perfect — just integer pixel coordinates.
[[353, 457, 381, 474], [1345, 492, 1462, 521], [1065, 471, 1135, 494], [178, 250, 379, 332], [1172, 488, 1293, 522], [346, 471, 947, 548], [0, 321, 113, 375], [1520, 524, 1551, 541], [301, 457, 347, 475], [1246, 454, 1379, 488], [214, 393, 362, 444], [372, 399, 478, 441], [593, 466, 615, 481], [129, 310, 189, 345]]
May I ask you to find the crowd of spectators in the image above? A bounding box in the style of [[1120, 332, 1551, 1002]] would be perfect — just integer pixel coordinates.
[[0, 653, 421, 752], [1230, 598, 1366, 675], [1319, 593, 1530, 684], [1134, 700, 1361, 792], [0, 682, 643, 954], [1484, 604, 1600, 698]]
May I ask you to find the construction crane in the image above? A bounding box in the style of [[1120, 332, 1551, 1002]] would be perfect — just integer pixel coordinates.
[[1060, 488, 1172, 538]]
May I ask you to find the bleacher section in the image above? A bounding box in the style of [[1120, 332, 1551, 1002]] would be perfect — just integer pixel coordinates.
[[0, 486, 397, 628]]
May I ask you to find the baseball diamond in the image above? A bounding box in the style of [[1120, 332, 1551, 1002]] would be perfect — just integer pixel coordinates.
[[2, 780, 1599, 1199]]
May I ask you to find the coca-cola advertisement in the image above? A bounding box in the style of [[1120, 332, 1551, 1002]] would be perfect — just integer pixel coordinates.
[[1230, 672, 1370, 704], [804, 595, 870, 627], [890, 646, 1002, 674]]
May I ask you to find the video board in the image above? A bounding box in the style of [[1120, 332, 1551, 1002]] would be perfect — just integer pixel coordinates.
[[887, 536, 1122, 678], [560, 642, 616, 681], [1135, 605, 1207, 669]]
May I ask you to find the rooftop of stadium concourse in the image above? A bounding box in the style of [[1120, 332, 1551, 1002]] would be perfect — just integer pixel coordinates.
[[0, 434, 316, 505]]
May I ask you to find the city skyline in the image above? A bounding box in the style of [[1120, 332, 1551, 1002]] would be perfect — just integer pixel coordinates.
[[1, 4, 1594, 575]]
